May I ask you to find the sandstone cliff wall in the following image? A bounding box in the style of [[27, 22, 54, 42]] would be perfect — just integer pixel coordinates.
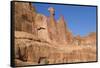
[[13, 2, 97, 66], [14, 2, 36, 33]]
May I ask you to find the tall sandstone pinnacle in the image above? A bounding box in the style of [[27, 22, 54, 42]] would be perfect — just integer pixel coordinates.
[[47, 7, 73, 45], [47, 7, 58, 43], [57, 15, 68, 45]]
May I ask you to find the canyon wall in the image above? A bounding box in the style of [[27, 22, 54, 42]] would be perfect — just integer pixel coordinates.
[[13, 2, 97, 66]]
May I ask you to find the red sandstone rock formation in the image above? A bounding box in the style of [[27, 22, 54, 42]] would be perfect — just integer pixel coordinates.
[[34, 14, 51, 42], [47, 7, 58, 43], [12, 2, 97, 66], [14, 2, 36, 34], [57, 15, 68, 45]]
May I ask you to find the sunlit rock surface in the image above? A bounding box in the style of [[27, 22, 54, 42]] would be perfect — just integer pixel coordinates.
[[13, 2, 97, 66]]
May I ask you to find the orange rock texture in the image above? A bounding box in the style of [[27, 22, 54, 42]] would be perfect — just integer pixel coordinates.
[[12, 2, 97, 66]]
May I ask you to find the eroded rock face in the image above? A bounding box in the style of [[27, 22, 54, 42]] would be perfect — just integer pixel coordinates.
[[34, 14, 51, 42], [15, 31, 96, 66], [47, 7, 58, 43], [72, 32, 96, 46], [13, 2, 97, 66], [57, 16, 68, 45], [14, 2, 36, 33]]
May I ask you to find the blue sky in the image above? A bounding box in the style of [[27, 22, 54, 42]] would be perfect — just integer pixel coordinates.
[[32, 3, 97, 36]]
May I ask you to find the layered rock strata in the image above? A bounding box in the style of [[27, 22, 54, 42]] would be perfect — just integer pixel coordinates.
[[13, 2, 97, 66]]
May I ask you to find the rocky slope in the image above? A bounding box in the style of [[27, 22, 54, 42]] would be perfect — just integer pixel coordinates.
[[13, 2, 97, 66]]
